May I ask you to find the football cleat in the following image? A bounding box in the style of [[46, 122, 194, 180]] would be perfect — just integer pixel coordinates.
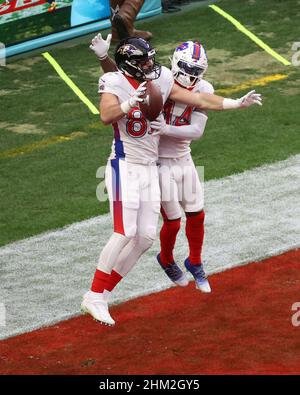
[[81, 291, 115, 326], [157, 254, 189, 287], [184, 258, 211, 293]]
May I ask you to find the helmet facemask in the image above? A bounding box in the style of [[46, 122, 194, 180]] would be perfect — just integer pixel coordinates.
[[125, 51, 161, 81]]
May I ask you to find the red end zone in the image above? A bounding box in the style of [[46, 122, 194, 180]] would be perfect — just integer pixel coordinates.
[[0, 249, 300, 374]]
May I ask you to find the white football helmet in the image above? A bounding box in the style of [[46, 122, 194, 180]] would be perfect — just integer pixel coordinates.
[[171, 41, 208, 87]]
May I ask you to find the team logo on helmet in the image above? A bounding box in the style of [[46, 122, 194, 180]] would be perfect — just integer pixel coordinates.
[[176, 42, 189, 51], [117, 44, 143, 57]]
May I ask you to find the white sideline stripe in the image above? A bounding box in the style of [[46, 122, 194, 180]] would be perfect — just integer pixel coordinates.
[[0, 155, 300, 340]]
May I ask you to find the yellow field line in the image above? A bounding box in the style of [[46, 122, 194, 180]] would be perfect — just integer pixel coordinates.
[[42, 52, 100, 115], [209, 5, 291, 66], [216, 73, 288, 95], [0, 132, 87, 160]]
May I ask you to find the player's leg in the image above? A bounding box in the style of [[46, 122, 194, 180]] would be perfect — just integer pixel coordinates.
[[180, 155, 211, 293], [157, 159, 188, 286], [159, 206, 181, 265], [101, 164, 161, 298], [159, 158, 182, 265], [82, 159, 139, 325], [107, 201, 160, 296]]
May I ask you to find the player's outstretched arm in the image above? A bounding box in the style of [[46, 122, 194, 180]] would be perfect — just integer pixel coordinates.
[[90, 33, 118, 73], [169, 83, 262, 110], [150, 112, 207, 140]]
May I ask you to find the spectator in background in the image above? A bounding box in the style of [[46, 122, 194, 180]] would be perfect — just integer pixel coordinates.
[[162, 0, 191, 13], [110, 0, 152, 42], [47, 1, 58, 13]]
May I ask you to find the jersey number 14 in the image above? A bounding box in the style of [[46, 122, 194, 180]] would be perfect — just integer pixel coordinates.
[[164, 101, 193, 126]]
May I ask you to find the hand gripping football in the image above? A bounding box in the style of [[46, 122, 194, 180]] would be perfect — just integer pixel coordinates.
[[139, 81, 163, 121]]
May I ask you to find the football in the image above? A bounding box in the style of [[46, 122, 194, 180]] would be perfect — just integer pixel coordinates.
[[139, 81, 163, 121]]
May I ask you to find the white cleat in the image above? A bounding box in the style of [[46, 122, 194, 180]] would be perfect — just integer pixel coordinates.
[[196, 279, 211, 293], [175, 275, 189, 287], [81, 291, 115, 326], [184, 259, 212, 293]]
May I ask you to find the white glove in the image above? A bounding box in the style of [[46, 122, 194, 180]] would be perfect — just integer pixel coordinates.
[[237, 90, 262, 108], [120, 82, 148, 114], [89, 33, 112, 60], [150, 115, 167, 136]]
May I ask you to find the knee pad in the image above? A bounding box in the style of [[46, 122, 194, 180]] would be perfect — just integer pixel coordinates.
[[123, 223, 137, 239], [98, 232, 132, 272], [135, 235, 154, 254], [139, 223, 158, 243]]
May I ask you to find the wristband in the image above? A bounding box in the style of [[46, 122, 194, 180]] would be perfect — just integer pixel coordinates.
[[120, 100, 131, 114], [222, 98, 240, 110], [98, 55, 108, 61]]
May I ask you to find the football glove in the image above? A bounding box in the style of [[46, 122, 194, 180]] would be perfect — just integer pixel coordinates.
[[120, 82, 148, 114], [90, 33, 112, 60], [150, 114, 166, 136], [237, 90, 262, 108]]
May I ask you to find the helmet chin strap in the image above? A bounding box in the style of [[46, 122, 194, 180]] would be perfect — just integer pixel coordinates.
[[176, 72, 200, 88]]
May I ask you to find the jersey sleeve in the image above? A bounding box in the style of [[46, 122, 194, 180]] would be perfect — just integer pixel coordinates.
[[98, 72, 121, 96], [164, 67, 175, 100], [201, 80, 214, 94], [163, 111, 208, 140], [159, 66, 175, 103], [194, 79, 214, 115]]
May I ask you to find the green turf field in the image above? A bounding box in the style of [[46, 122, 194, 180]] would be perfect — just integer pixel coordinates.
[[0, 0, 300, 246]]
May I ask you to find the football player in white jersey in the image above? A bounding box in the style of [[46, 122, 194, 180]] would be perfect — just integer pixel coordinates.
[[151, 41, 214, 292], [83, 35, 262, 326]]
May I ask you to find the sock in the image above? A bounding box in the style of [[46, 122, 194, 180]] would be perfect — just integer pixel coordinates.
[[105, 270, 123, 292], [185, 210, 205, 265], [159, 216, 181, 266], [91, 269, 110, 293]]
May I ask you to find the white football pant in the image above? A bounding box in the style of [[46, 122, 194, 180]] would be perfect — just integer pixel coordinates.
[[97, 159, 160, 274], [159, 153, 204, 220]]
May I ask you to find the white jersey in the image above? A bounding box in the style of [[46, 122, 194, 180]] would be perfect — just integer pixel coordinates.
[[99, 66, 174, 165], [158, 79, 214, 159]]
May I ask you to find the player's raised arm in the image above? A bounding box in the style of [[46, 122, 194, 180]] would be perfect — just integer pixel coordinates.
[[90, 33, 118, 73], [169, 82, 262, 110]]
